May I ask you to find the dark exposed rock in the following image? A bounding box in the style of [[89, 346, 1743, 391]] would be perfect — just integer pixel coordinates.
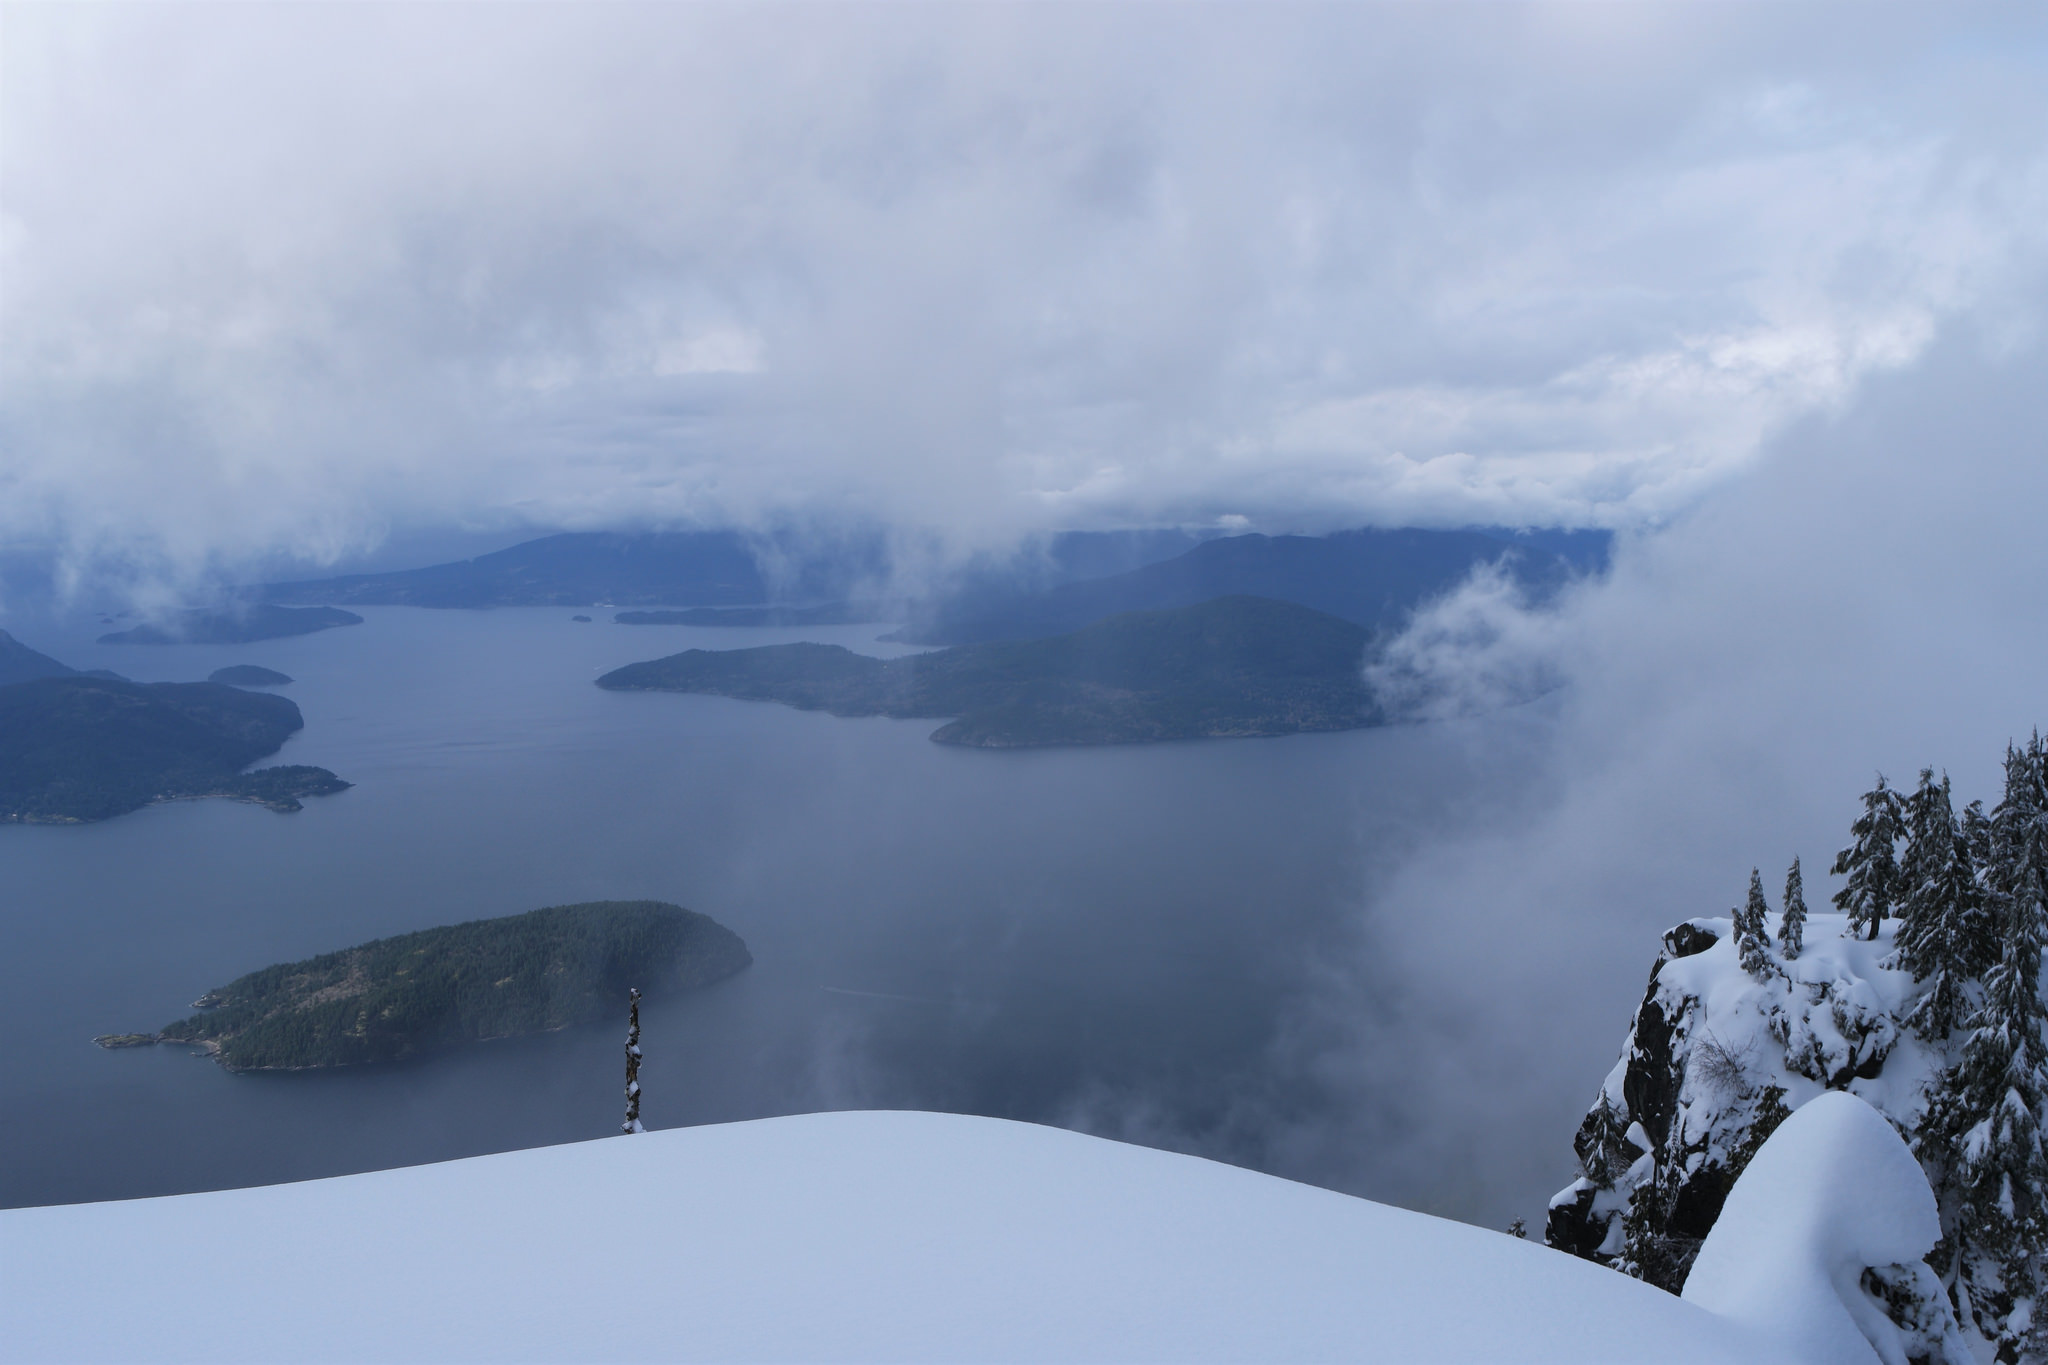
[[1662, 921, 1720, 959]]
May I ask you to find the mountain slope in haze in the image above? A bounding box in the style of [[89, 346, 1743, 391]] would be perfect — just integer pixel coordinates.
[[100, 604, 363, 645], [0, 1110, 1810, 1364], [0, 630, 78, 686], [0, 676, 348, 823], [598, 595, 1377, 746], [209, 664, 293, 686], [262, 531, 779, 608], [258, 528, 1207, 613], [896, 527, 1610, 645]]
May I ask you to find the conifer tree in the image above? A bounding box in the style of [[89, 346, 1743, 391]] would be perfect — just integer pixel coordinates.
[[1910, 740, 2048, 1356], [1898, 769, 1950, 927], [1897, 777, 1987, 1041], [1778, 857, 1807, 960], [1991, 737, 2048, 948], [1737, 868, 1775, 979], [1927, 869, 2048, 1355], [1833, 775, 1905, 940]]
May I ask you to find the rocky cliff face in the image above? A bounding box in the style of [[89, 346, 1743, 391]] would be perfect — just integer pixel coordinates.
[[1548, 912, 1974, 1359]]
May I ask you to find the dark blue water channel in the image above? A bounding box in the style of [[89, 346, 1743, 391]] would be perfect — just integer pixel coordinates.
[[1, 608, 1527, 1211]]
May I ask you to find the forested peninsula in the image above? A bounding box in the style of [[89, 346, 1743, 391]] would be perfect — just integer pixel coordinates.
[[598, 595, 1379, 746], [100, 901, 752, 1071], [0, 675, 347, 823]]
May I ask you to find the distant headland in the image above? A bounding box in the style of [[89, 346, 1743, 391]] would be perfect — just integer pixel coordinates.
[[0, 674, 348, 823]]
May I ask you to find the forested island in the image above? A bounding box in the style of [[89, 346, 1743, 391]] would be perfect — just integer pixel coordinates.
[[99, 901, 752, 1071], [598, 595, 1379, 746], [100, 604, 362, 645], [0, 675, 348, 823]]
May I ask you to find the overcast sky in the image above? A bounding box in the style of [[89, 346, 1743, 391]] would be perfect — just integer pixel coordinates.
[[5, 3, 2045, 592]]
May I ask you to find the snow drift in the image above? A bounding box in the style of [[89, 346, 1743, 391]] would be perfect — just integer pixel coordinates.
[[1684, 1091, 1966, 1365], [3, 1110, 1791, 1364]]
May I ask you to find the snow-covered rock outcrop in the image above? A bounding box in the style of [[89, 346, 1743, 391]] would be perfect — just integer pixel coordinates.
[[1547, 912, 1986, 1361], [3, 1110, 1796, 1364], [1549, 914, 1936, 1281]]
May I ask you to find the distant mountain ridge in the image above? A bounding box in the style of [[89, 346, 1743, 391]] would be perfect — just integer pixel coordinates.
[[252, 526, 1605, 643], [263, 532, 778, 609], [258, 528, 1209, 612], [894, 527, 1611, 645]]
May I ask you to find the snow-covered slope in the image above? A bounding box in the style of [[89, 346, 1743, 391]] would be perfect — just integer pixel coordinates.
[[3, 1110, 1790, 1364]]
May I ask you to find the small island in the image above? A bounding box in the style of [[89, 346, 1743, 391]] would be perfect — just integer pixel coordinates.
[[208, 664, 294, 686], [0, 675, 349, 823], [598, 595, 1380, 747], [100, 604, 363, 645], [99, 901, 751, 1071]]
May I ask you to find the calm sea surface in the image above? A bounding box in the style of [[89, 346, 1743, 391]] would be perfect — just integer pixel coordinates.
[[0, 608, 1530, 1210]]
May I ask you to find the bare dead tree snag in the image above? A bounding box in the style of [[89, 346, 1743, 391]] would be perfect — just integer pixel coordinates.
[[622, 987, 644, 1134]]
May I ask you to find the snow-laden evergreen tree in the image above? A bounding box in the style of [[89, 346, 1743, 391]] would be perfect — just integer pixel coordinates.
[[1990, 737, 2048, 939], [1897, 776, 1990, 1042], [1833, 774, 1905, 940], [622, 987, 645, 1135], [1904, 744, 2048, 1361], [1920, 865, 2048, 1360], [1778, 857, 1807, 960], [1900, 769, 1952, 925], [1736, 868, 1775, 979]]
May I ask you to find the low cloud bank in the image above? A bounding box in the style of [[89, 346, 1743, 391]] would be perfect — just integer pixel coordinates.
[[1054, 319, 2048, 1229], [1335, 322, 2048, 1226]]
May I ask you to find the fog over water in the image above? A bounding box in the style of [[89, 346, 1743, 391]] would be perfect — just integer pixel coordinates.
[[0, 610, 1553, 1220]]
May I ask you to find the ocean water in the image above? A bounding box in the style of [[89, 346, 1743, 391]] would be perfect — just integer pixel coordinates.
[[0, 608, 1532, 1210]]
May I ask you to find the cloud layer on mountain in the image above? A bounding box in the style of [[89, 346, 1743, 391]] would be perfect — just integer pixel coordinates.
[[6, 4, 2045, 598]]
